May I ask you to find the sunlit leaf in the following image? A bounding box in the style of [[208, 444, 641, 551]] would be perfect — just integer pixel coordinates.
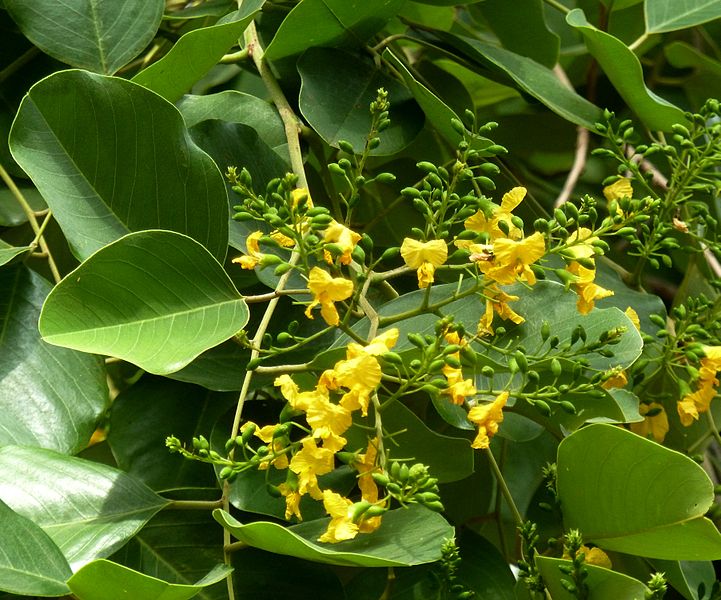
[[645, 0, 721, 33]]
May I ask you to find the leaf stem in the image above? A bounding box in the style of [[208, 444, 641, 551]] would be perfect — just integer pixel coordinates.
[[542, 0, 570, 14], [0, 163, 61, 283], [167, 499, 224, 510], [484, 446, 524, 527]]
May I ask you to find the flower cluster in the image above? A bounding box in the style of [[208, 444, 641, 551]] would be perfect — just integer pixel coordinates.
[[677, 345, 721, 426]]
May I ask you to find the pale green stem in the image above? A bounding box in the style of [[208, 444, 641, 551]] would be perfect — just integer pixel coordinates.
[[628, 32, 649, 52], [484, 446, 524, 527], [0, 163, 61, 283], [542, 0, 570, 14], [706, 409, 721, 449], [371, 392, 386, 467], [168, 499, 223, 510], [220, 48, 249, 63]]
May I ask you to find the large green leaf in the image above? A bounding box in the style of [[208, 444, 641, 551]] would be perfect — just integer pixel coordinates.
[[472, 0, 560, 68], [566, 9, 687, 131], [0, 241, 30, 267], [436, 32, 602, 128], [665, 41, 721, 109], [109, 377, 236, 491], [645, 0, 721, 33], [39, 231, 248, 375], [0, 267, 107, 453], [132, 1, 265, 102], [4, 0, 163, 74], [67, 560, 230, 600], [264, 0, 406, 60], [298, 48, 424, 155], [214, 505, 453, 567], [0, 186, 45, 227], [0, 445, 170, 570], [9, 70, 229, 262], [0, 499, 72, 597], [536, 556, 648, 599], [557, 424, 721, 559]]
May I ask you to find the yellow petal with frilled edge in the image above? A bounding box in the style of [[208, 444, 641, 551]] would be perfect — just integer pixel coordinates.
[[305, 267, 354, 325], [482, 233, 545, 285], [468, 391, 508, 449], [290, 437, 334, 499], [417, 261, 436, 288], [232, 230, 263, 269], [630, 402, 669, 443], [323, 220, 361, 265], [500, 186, 526, 212], [565, 227, 598, 260], [318, 490, 358, 543], [625, 306, 641, 331], [400, 238, 448, 269], [603, 177, 633, 201], [291, 187, 313, 209]]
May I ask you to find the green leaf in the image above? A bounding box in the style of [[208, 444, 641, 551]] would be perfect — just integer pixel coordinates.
[[67, 560, 231, 600], [455, 530, 516, 599], [0, 267, 107, 453], [557, 424, 721, 559], [436, 32, 602, 128], [382, 49, 490, 150], [645, 0, 721, 33], [108, 377, 236, 491], [4, 0, 164, 74], [411, 0, 480, 5], [132, 2, 265, 102], [9, 70, 229, 262], [347, 400, 474, 483], [165, 340, 249, 391], [298, 48, 424, 155], [0, 241, 30, 267], [649, 558, 716, 600], [0, 185, 45, 227], [264, 0, 406, 60], [0, 499, 72, 597], [214, 505, 453, 567], [665, 41, 721, 108], [39, 231, 249, 375], [177, 91, 288, 157], [472, 0, 560, 68], [0, 445, 170, 570], [535, 556, 648, 599], [566, 9, 688, 131]]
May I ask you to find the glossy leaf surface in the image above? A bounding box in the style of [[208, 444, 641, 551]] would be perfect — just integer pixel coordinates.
[[645, 0, 721, 33], [214, 505, 453, 567], [132, 1, 265, 102], [557, 424, 721, 559], [0, 499, 72, 597], [39, 231, 249, 375], [0, 267, 107, 453], [10, 70, 229, 262], [4, 0, 164, 74], [0, 446, 169, 570]]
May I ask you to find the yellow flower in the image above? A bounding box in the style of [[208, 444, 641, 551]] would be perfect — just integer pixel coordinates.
[[305, 267, 354, 326], [231, 231, 264, 270], [291, 187, 313, 209], [304, 395, 352, 453], [323, 221, 361, 265], [318, 490, 358, 543], [253, 424, 289, 469], [478, 285, 524, 336], [443, 367, 477, 405], [400, 238, 448, 288], [677, 346, 721, 426], [270, 231, 295, 247], [278, 481, 302, 521], [583, 546, 612, 569], [289, 437, 335, 500], [625, 307, 641, 331], [566, 262, 613, 314], [630, 402, 669, 443], [601, 367, 628, 390], [467, 392, 508, 449], [603, 177, 633, 202], [565, 227, 598, 260], [354, 438, 380, 504], [479, 232, 545, 285], [464, 187, 526, 240]]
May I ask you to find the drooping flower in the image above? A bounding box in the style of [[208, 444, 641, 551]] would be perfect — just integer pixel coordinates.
[[400, 238, 448, 288], [677, 345, 721, 426], [625, 306, 641, 331], [232, 231, 264, 270], [629, 402, 669, 443], [601, 366, 628, 390], [583, 546, 612, 570], [289, 437, 335, 500], [478, 284, 525, 336], [479, 232, 545, 285], [603, 177, 633, 202], [566, 262, 614, 315], [467, 392, 508, 449], [464, 187, 526, 240], [441, 330, 477, 405], [318, 490, 358, 543], [291, 187, 313, 209], [270, 230, 296, 248], [278, 480, 302, 521], [565, 227, 599, 260], [323, 221, 361, 265], [305, 267, 354, 326], [304, 395, 353, 452], [253, 423, 290, 469]]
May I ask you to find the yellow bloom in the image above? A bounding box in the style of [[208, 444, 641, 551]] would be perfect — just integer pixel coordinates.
[[583, 546, 612, 569], [323, 221, 361, 265], [254, 424, 289, 469], [355, 438, 380, 504], [231, 231, 264, 270], [603, 177, 633, 202], [304, 395, 352, 452], [274, 374, 326, 412], [443, 367, 477, 405], [566, 262, 613, 314], [677, 346, 721, 426], [305, 267, 354, 326], [289, 437, 335, 499], [479, 232, 545, 285], [356, 328, 399, 356], [625, 307, 641, 331], [601, 367, 628, 390], [270, 230, 295, 247], [400, 238, 448, 288], [565, 227, 598, 260], [291, 187, 313, 209], [464, 187, 526, 240], [467, 392, 508, 449], [478, 285, 524, 336], [630, 402, 669, 443], [278, 482, 302, 521], [318, 490, 358, 543]]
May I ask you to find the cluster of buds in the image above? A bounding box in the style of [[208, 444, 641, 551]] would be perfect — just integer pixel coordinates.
[[372, 461, 443, 512]]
